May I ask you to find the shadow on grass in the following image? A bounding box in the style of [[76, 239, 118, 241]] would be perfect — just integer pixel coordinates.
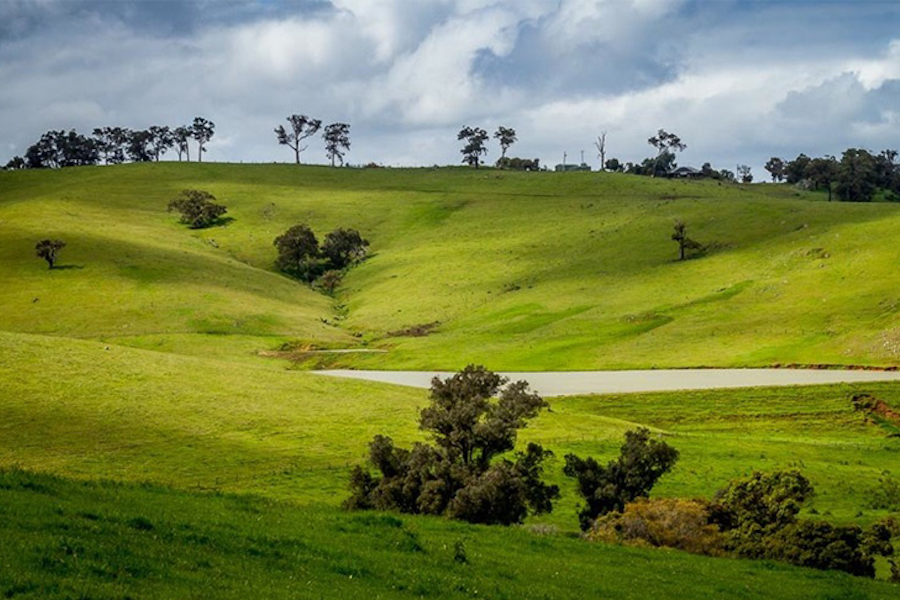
[[51, 264, 85, 270]]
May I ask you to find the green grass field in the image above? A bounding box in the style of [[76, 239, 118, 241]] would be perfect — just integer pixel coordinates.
[[1, 163, 899, 595]]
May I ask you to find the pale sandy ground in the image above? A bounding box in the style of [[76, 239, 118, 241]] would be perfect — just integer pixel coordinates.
[[314, 369, 900, 397]]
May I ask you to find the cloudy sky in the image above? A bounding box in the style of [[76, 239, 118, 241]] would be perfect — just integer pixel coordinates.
[[1, 0, 899, 175]]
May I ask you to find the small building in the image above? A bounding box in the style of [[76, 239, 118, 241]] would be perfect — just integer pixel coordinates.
[[669, 166, 701, 178], [554, 163, 591, 172]]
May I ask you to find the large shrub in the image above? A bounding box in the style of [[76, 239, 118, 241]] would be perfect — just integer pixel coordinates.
[[167, 189, 227, 229], [564, 428, 679, 530]]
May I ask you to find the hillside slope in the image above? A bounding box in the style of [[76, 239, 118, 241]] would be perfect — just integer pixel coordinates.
[[2, 163, 899, 369]]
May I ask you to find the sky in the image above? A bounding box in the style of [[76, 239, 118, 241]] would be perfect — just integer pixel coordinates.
[[1, 0, 899, 176]]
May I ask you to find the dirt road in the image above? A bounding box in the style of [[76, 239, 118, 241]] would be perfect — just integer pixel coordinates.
[[314, 368, 900, 397]]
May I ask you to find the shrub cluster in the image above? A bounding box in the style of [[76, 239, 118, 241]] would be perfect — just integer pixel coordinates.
[[273, 225, 369, 286], [588, 470, 897, 579]]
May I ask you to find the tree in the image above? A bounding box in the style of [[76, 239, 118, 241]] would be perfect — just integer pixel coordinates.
[[126, 129, 153, 162], [274, 224, 320, 281], [35, 239, 66, 269], [647, 129, 686, 177], [275, 115, 322, 164], [736, 164, 753, 183], [564, 428, 679, 530], [172, 126, 191, 162], [25, 130, 98, 169], [784, 153, 811, 184], [764, 157, 785, 182], [4, 156, 26, 170], [191, 117, 215, 162], [671, 220, 705, 260], [346, 365, 559, 525], [167, 189, 227, 229], [493, 126, 516, 160], [320, 227, 369, 270], [594, 132, 607, 171], [605, 158, 622, 172], [458, 126, 489, 168], [323, 122, 351, 167], [835, 148, 877, 202], [92, 127, 129, 165], [147, 125, 174, 161], [806, 156, 839, 201]]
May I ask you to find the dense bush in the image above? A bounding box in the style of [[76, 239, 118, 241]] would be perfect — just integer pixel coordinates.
[[167, 189, 227, 229], [345, 365, 559, 525], [564, 428, 679, 531], [589, 498, 726, 556], [274, 225, 368, 284]]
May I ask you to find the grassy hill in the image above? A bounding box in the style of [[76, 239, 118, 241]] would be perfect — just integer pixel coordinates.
[[3, 162, 900, 369], [1, 163, 899, 593], [2, 469, 898, 600]]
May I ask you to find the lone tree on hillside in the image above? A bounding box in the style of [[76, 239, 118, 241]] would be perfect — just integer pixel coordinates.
[[320, 227, 369, 270], [648, 129, 686, 177], [191, 117, 215, 162], [275, 114, 322, 164], [323, 122, 351, 166], [168, 189, 227, 229], [595, 132, 607, 171], [737, 164, 753, 183], [564, 428, 679, 530], [671, 219, 705, 260], [494, 126, 517, 160], [458, 126, 489, 168], [346, 365, 560, 525], [35, 239, 66, 269], [274, 224, 320, 282]]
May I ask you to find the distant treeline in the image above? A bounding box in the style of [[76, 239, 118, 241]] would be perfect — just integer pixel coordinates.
[[764, 150, 900, 202], [3, 117, 216, 170]]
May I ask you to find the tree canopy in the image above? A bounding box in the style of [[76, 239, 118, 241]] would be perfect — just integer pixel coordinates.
[[346, 365, 559, 525], [323, 122, 351, 166], [167, 189, 227, 229], [458, 126, 489, 168]]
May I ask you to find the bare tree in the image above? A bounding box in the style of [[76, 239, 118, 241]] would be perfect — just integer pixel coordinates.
[[594, 132, 607, 171], [275, 115, 322, 164]]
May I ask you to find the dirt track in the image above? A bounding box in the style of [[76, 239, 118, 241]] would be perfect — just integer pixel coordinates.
[[314, 368, 900, 397]]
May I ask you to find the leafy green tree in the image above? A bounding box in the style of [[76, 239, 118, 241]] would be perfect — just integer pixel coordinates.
[[320, 228, 369, 270], [275, 115, 322, 164], [323, 122, 351, 166], [191, 117, 215, 162], [35, 239, 66, 269], [605, 158, 622, 172], [737, 164, 753, 183], [784, 153, 811, 184], [647, 129, 686, 177], [92, 127, 129, 165], [765, 157, 785, 182], [458, 126, 489, 168], [671, 220, 704, 260], [806, 156, 839, 201], [346, 365, 559, 525], [172, 126, 192, 162], [126, 129, 154, 162], [147, 125, 174, 161], [494, 126, 517, 160], [564, 428, 679, 530], [4, 156, 26, 170], [835, 148, 877, 202], [273, 224, 320, 282], [167, 189, 227, 229]]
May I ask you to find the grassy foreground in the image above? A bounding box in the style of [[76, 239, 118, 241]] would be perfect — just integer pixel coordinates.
[[3, 163, 900, 368], [2, 469, 897, 600]]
